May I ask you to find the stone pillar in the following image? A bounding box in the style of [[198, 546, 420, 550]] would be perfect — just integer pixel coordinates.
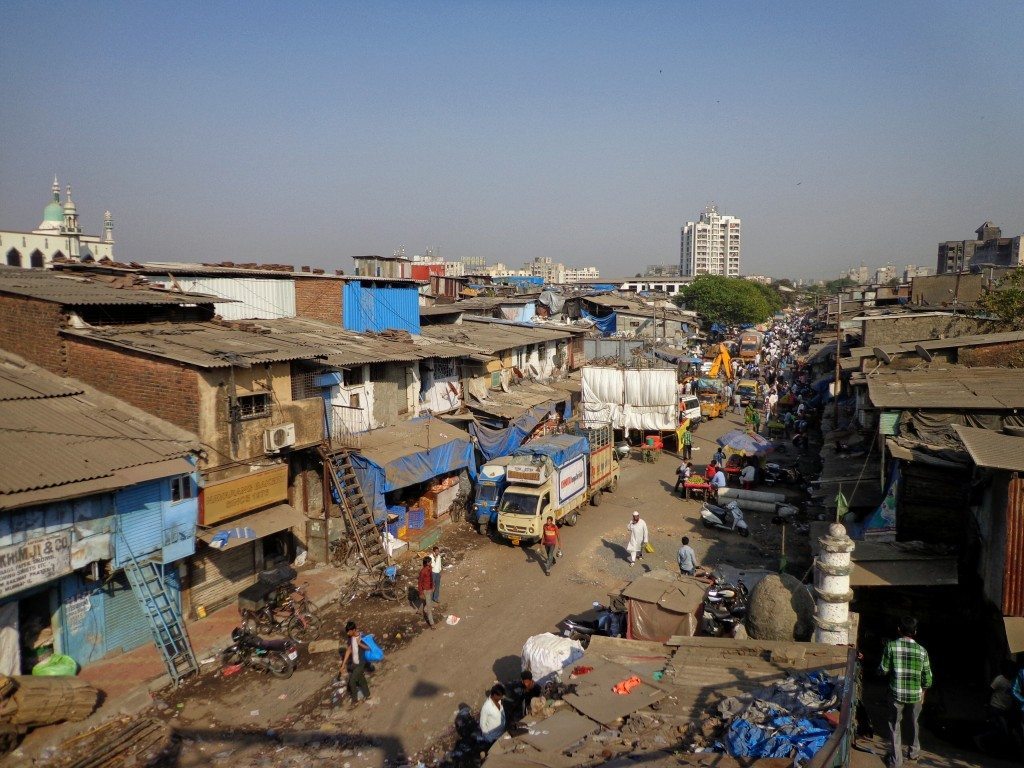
[[813, 522, 855, 644]]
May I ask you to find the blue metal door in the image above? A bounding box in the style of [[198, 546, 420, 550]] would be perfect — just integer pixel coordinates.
[[115, 482, 164, 566], [59, 575, 106, 667]]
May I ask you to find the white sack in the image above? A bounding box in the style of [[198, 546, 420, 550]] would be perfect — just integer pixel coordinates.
[[521, 632, 584, 685]]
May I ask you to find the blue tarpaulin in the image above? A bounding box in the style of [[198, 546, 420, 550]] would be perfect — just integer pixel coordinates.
[[725, 715, 832, 763], [343, 417, 478, 521], [580, 308, 616, 335], [467, 397, 573, 462], [513, 434, 589, 467]]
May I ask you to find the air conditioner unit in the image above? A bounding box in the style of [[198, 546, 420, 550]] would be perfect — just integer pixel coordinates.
[[264, 423, 296, 453]]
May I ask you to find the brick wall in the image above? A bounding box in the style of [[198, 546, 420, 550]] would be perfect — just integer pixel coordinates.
[[65, 337, 201, 432], [862, 315, 1006, 347], [0, 294, 67, 374], [294, 278, 342, 325]]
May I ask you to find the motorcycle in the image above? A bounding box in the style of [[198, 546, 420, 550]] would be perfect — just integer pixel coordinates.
[[700, 501, 750, 537], [614, 441, 632, 462], [701, 580, 749, 637], [562, 600, 627, 648], [763, 463, 804, 487], [222, 627, 298, 679]]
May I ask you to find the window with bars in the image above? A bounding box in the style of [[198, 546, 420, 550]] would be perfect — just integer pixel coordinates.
[[235, 393, 271, 420], [434, 358, 456, 379]]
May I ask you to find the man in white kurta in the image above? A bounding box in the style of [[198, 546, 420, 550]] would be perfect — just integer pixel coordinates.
[[626, 511, 648, 566]]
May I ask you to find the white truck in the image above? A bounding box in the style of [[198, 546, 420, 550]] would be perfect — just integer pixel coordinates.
[[496, 425, 619, 546]]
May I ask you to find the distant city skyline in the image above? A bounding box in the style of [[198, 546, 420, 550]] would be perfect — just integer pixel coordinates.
[[1, 2, 1022, 280]]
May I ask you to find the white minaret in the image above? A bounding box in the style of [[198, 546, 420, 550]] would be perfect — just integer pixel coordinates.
[[813, 523, 856, 645], [103, 210, 114, 243], [62, 185, 81, 258]]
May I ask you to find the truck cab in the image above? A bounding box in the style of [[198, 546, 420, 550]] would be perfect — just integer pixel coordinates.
[[473, 456, 513, 535]]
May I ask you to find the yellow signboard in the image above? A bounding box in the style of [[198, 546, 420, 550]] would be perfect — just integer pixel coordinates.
[[201, 465, 288, 525]]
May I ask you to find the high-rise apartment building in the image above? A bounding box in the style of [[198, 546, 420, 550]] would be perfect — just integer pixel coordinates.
[[680, 204, 740, 277]]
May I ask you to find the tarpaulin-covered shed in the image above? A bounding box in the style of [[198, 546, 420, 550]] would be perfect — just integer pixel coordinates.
[[345, 417, 477, 520], [617, 570, 706, 641]]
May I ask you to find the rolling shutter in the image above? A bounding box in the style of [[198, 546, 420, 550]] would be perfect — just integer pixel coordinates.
[[190, 543, 256, 617], [103, 574, 150, 654], [115, 483, 164, 567]]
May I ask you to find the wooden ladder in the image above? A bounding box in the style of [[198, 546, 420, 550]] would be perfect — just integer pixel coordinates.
[[320, 446, 388, 571]]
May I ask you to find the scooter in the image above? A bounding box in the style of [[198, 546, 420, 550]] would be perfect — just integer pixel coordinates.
[[700, 501, 750, 537], [614, 442, 632, 462], [562, 601, 627, 648], [222, 627, 298, 679]]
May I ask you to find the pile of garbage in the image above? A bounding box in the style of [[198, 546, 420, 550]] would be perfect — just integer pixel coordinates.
[[683, 669, 844, 765]]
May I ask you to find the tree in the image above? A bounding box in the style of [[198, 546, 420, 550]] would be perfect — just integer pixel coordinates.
[[824, 277, 856, 294], [673, 275, 778, 325], [979, 267, 1024, 323]]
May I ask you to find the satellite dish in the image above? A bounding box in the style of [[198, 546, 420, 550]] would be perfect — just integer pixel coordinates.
[[915, 345, 933, 362], [872, 347, 892, 365]]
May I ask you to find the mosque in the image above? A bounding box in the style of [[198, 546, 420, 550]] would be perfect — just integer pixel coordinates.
[[0, 177, 114, 268]]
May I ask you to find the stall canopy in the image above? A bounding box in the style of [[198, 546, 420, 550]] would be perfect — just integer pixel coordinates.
[[345, 417, 477, 521]]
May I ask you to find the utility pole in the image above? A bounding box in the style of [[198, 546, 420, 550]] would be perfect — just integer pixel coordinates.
[[833, 293, 842, 424]]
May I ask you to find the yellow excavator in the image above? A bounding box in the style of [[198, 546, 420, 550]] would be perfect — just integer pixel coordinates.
[[697, 344, 734, 419]]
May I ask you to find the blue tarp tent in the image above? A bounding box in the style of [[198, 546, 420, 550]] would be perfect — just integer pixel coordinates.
[[580, 308, 616, 335], [344, 417, 478, 521], [513, 433, 589, 467]]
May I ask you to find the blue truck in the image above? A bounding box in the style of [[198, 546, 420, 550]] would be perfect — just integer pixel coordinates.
[[473, 456, 514, 535]]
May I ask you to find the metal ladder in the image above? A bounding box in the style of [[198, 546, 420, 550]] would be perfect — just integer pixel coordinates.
[[119, 532, 199, 686], [319, 446, 388, 572]]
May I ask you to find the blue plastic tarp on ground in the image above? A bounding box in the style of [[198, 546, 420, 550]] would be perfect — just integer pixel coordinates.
[[580, 308, 616, 335], [344, 418, 478, 521], [725, 715, 832, 763], [513, 434, 589, 467]]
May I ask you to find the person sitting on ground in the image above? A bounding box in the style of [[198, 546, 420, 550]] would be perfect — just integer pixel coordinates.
[[479, 683, 507, 746], [516, 671, 544, 719], [740, 462, 756, 490]]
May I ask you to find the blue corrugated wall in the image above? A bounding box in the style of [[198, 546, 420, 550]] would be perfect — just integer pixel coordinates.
[[343, 282, 420, 334]]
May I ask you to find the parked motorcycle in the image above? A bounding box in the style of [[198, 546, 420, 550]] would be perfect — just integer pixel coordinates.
[[701, 580, 749, 637], [222, 627, 298, 679], [614, 441, 632, 462], [700, 501, 750, 537], [562, 600, 627, 648], [763, 463, 805, 487]]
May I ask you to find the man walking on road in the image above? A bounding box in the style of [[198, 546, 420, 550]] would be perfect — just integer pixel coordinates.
[[541, 515, 560, 576], [340, 620, 371, 708], [880, 616, 932, 767], [430, 546, 443, 603], [417, 556, 436, 629], [626, 511, 648, 567], [682, 427, 693, 460]]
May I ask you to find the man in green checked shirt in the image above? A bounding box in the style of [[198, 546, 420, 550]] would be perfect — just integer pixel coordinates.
[[880, 616, 933, 766]]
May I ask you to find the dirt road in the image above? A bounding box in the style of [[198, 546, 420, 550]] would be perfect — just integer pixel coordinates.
[[45, 411, 783, 767]]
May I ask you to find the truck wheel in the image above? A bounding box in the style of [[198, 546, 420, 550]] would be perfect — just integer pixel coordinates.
[[563, 510, 579, 526], [591, 490, 603, 507], [608, 477, 619, 493], [478, 523, 488, 536]]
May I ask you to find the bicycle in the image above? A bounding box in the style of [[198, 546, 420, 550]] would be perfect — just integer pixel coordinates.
[[343, 563, 401, 602], [241, 600, 323, 644], [329, 538, 361, 568]]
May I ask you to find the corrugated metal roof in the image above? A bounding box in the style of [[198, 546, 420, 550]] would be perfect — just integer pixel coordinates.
[[847, 330, 1024, 362], [0, 350, 197, 505], [421, 317, 575, 353], [467, 382, 568, 419], [866, 367, 1024, 409], [253, 317, 480, 365], [62, 322, 327, 368], [0, 267, 218, 306], [953, 425, 1024, 472]]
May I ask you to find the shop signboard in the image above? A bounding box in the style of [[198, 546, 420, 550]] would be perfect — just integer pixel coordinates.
[[0, 531, 73, 599], [200, 465, 288, 526]]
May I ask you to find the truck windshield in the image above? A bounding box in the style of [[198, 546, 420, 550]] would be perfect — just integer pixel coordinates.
[[477, 484, 500, 502], [499, 492, 538, 517]]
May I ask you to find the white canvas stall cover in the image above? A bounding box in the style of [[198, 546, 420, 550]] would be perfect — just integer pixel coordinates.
[[582, 366, 676, 430]]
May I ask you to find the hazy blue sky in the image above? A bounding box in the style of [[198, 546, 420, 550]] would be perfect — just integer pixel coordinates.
[[2, 1, 1023, 279]]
